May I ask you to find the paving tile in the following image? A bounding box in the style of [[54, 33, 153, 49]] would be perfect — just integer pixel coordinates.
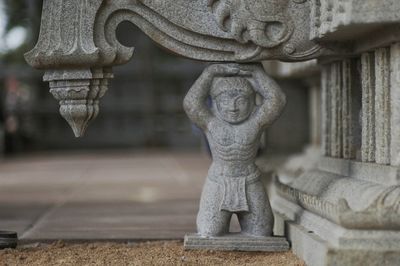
[[0, 150, 211, 241], [0, 203, 51, 236], [22, 200, 199, 241]]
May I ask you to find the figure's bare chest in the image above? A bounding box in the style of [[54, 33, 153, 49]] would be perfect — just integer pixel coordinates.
[[207, 123, 259, 146]]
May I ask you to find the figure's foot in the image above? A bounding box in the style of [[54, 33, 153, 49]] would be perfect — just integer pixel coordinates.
[[240, 228, 273, 238], [197, 229, 227, 238]]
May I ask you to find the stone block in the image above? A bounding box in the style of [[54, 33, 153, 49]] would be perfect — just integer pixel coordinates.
[[184, 233, 289, 252]]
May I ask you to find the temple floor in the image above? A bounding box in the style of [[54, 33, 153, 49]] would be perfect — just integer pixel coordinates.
[[0, 150, 305, 265], [0, 150, 210, 242]]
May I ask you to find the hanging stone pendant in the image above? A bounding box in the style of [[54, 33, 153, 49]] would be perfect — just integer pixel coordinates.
[[44, 68, 113, 137]]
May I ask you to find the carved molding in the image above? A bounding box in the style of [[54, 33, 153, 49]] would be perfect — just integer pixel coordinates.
[[275, 163, 400, 230], [310, 0, 400, 41], [24, 0, 324, 136], [26, 0, 323, 69], [25, 0, 400, 72], [275, 175, 400, 230]]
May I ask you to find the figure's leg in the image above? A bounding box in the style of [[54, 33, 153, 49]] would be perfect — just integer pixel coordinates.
[[197, 178, 232, 236], [237, 180, 274, 237]]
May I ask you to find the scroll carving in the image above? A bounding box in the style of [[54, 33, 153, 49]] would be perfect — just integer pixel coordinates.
[[276, 174, 400, 230], [25, 0, 322, 136], [208, 0, 293, 48]]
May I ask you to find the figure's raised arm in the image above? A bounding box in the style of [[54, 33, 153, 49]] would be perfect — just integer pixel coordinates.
[[246, 65, 286, 128], [183, 64, 240, 129]]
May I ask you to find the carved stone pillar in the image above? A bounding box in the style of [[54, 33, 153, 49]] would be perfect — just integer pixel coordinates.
[[263, 3, 400, 262]]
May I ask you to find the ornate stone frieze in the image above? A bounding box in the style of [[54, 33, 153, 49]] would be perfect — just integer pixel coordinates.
[[25, 0, 322, 136], [310, 0, 400, 41], [24, 1, 400, 136], [320, 45, 400, 167], [26, 0, 322, 68], [275, 169, 400, 230]]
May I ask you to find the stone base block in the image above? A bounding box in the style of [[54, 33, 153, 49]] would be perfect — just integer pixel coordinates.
[[276, 214, 400, 266], [184, 233, 290, 252], [273, 196, 400, 266]]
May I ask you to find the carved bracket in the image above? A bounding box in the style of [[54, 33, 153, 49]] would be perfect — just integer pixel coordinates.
[[25, 0, 322, 136]]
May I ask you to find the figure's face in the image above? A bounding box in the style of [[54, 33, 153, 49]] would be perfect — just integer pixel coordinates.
[[215, 91, 255, 124]]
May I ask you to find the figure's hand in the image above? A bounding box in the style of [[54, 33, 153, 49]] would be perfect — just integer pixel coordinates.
[[206, 63, 264, 78], [236, 63, 261, 72], [207, 63, 240, 77], [237, 69, 252, 77], [237, 64, 265, 77]]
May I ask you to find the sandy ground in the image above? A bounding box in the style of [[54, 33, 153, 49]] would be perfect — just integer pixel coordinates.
[[0, 241, 304, 266]]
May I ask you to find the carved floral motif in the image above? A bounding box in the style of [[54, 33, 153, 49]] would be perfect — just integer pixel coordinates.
[[208, 0, 293, 48]]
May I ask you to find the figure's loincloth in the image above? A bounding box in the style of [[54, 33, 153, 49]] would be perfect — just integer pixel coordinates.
[[207, 170, 261, 212]]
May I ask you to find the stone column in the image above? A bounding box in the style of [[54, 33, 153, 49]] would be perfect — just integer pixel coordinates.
[[390, 43, 400, 166], [322, 60, 359, 160], [308, 80, 321, 147], [274, 50, 400, 266]]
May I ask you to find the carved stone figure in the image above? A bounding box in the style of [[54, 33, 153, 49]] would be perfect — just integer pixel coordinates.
[[183, 63, 286, 238]]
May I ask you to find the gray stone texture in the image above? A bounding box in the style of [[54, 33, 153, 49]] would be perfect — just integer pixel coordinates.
[[273, 198, 400, 266], [183, 63, 286, 247], [266, 41, 400, 265], [0, 151, 209, 242], [25, 0, 321, 137], [184, 233, 289, 252]]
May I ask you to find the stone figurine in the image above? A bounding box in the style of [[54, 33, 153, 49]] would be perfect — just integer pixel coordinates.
[[183, 63, 286, 237]]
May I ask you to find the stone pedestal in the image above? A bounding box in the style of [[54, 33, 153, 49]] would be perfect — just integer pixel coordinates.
[[184, 233, 289, 252], [273, 197, 400, 266]]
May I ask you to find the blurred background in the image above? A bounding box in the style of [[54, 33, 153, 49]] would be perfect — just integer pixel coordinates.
[[0, 0, 309, 156], [0, 0, 313, 241]]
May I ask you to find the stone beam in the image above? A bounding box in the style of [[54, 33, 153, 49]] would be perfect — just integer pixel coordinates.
[[24, 0, 323, 136]]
